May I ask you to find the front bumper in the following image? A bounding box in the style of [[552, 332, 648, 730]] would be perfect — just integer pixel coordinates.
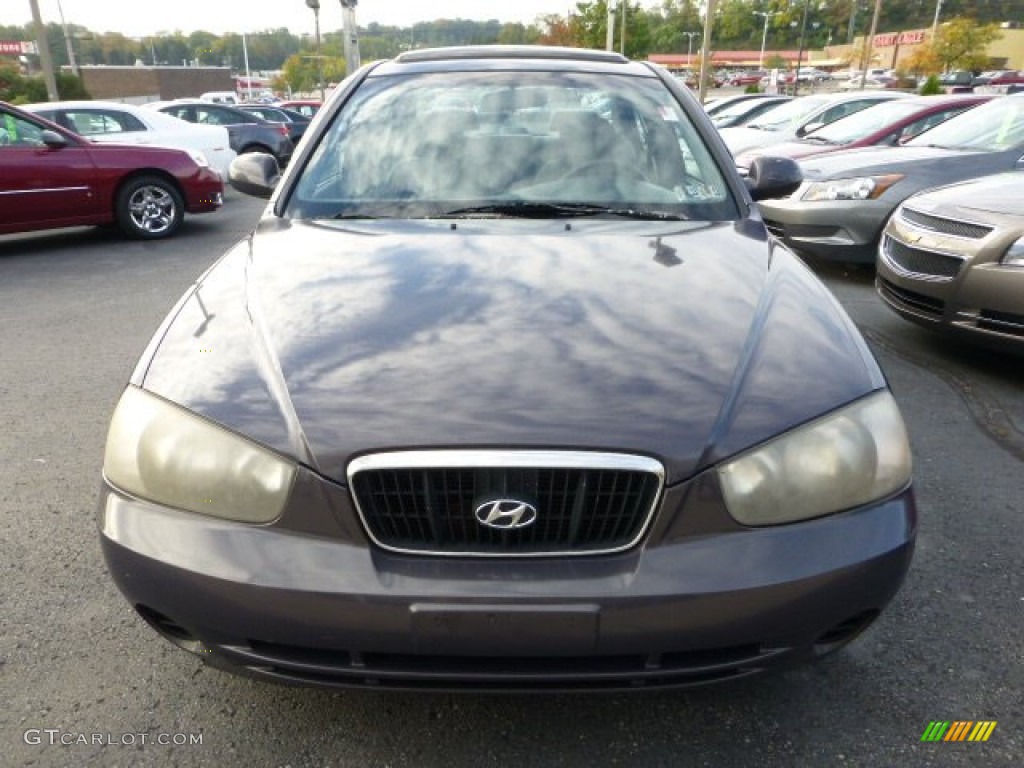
[[876, 241, 1024, 352], [99, 470, 916, 692], [183, 167, 225, 214], [758, 197, 895, 264]]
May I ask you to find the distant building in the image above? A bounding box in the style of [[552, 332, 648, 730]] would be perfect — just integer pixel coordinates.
[[70, 65, 235, 103], [650, 25, 1024, 73]]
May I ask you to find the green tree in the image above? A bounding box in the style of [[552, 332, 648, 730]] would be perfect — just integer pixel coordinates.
[[930, 17, 1002, 72]]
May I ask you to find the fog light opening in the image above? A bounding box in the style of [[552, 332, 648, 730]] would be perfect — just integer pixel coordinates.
[[135, 604, 207, 655], [813, 609, 880, 655]]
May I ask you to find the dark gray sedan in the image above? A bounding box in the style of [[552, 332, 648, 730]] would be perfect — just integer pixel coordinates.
[[758, 94, 1024, 264], [98, 46, 914, 692]]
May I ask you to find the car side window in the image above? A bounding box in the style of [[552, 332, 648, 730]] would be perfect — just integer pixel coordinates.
[[62, 110, 145, 136], [0, 112, 45, 147], [899, 110, 958, 142], [195, 107, 235, 126], [163, 106, 194, 122]]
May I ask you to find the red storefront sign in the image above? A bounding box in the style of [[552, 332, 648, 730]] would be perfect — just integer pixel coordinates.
[[0, 40, 37, 55], [874, 30, 927, 48]]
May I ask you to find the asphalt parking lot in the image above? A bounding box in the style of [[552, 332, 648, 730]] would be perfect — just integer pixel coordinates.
[[2, 193, 1021, 767]]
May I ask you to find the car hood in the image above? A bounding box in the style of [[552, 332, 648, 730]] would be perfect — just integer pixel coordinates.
[[138, 218, 884, 486], [797, 145, 993, 179], [719, 126, 795, 155], [902, 172, 1024, 218], [737, 139, 837, 164]]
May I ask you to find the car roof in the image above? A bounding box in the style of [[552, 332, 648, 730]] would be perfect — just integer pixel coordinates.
[[395, 45, 629, 64], [374, 45, 651, 76]]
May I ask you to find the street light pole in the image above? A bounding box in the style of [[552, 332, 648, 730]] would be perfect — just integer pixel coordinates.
[[305, 0, 325, 100], [753, 11, 780, 69], [55, 0, 78, 76], [683, 31, 699, 67], [930, 0, 943, 42]]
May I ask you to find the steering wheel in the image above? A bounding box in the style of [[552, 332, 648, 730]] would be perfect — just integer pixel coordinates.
[[562, 160, 649, 183]]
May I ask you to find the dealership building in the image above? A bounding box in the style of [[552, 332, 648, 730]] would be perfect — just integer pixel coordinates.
[[649, 24, 1024, 72]]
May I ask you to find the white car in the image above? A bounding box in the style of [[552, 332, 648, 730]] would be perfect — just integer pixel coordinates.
[[23, 100, 236, 178], [718, 91, 909, 157]]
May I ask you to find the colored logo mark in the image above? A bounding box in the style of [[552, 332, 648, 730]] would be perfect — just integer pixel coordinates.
[[921, 721, 997, 742]]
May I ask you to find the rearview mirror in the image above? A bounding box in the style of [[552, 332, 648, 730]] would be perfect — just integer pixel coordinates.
[[228, 153, 280, 199]]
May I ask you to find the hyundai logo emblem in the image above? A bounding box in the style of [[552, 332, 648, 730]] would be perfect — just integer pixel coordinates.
[[474, 499, 538, 530]]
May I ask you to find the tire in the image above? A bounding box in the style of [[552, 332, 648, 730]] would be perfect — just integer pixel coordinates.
[[115, 175, 184, 240]]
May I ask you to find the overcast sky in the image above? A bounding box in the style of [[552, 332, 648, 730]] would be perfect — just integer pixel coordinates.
[[3, 1, 584, 38]]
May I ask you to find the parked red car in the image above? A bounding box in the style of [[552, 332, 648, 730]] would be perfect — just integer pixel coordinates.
[[0, 102, 223, 240], [988, 70, 1024, 86], [735, 94, 990, 166], [277, 100, 322, 118]]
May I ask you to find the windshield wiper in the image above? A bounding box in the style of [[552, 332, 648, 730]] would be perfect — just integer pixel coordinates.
[[802, 135, 838, 145], [440, 202, 687, 221]]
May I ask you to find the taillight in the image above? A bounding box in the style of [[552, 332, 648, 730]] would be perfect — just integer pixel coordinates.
[[278, 125, 290, 137]]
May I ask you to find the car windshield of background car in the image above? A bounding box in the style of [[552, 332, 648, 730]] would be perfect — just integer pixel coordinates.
[[805, 100, 925, 144], [907, 96, 1024, 151], [289, 71, 737, 222], [711, 98, 778, 126], [745, 95, 830, 131]]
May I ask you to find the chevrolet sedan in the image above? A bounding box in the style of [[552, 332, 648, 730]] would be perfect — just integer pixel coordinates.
[[876, 172, 1024, 352], [99, 46, 915, 691]]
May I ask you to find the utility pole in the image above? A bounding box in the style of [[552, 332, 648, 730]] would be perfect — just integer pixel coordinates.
[[606, 1, 615, 52], [28, 0, 59, 101], [698, 0, 717, 104], [339, 0, 360, 76], [620, 0, 627, 55], [858, 0, 883, 90]]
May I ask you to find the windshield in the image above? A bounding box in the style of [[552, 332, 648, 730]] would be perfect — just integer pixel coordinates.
[[288, 70, 737, 221], [808, 100, 924, 144], [711, 98, 782, 125], [746, 95, 830, 131], [907, 96, 1024, 150]]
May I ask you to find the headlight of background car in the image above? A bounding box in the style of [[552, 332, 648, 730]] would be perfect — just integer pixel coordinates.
[[103, 386, 296, 523], [1001, 237, 1024, 267], [718, 391, 911, 526], [800, 174, 903, 202]]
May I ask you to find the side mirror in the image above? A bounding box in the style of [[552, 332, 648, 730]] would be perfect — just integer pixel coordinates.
[[40, 129, 68, 149], [228, 153, 280, 199], [745, 155, 803, 201], [796, 121, 824, 138]]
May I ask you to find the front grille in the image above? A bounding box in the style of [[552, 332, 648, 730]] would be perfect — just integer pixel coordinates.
[[877, 277, 946, 320], [348, 451, 663, 556], [977, 309, 1024, 337], [900, 207, 993, 239], [883, 235, 964, 279]]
